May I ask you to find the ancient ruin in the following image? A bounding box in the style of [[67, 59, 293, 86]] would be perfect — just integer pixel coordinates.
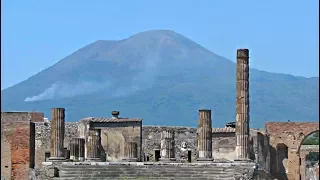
[[1, 49, 319, 180]]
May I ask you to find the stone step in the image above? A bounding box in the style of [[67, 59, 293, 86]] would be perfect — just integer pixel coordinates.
[[59, 165, 235, 171], [59, 171, 234, 176], [55, 178, 235, 180], [59, 167, 235, 172], [57, 175, 234, 179]]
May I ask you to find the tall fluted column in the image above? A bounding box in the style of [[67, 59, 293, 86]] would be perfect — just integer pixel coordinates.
[[86, 129, 101, 161], [235, 49, 250, 161], [122, 142, 138, 162], [160, 130, 176, 161], [197, 109, 213, 161], [49, 108, 66, 161]]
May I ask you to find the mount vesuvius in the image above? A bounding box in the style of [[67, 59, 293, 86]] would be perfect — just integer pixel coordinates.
[[1, 30, 318, 127]]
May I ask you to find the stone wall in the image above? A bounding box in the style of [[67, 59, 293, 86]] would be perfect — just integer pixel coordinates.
[[142, 126, 197, 162], [34, 122, 79, 169], [265, 122, 319, 180], [33, 122, 268, 165], [1, 112, 36, 180], [250, 130, 270, 172], [212, 132, 236, 161], [100, 125, 142, 161]]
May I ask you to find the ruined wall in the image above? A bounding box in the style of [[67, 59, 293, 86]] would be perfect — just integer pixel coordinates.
[[100, 125, 141, 161], [265, 122, 319, 180], [34, 122, 78, 169], [212, 131, 236, 161], [142, 126, 197, 162], [1, 112, 36, 180], [34, 123, 268, 164], [250, 130, 270, 172]]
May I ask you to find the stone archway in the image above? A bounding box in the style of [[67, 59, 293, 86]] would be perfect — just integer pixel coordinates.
[[265, 122, 319, 180]]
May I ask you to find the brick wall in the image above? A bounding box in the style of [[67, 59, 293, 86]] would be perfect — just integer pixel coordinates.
[[265, 122, 319, 180], [1, 112, 36, 180]]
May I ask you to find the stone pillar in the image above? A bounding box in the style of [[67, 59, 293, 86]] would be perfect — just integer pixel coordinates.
[[63, 148, 70, 159], [197, 109, 213, 161], [235, 49, 250, 161], [122, 142, 138, 162], [86, 129, 101, 161], [70, 138, 86, 161], [49, 108, 66, 161], [160, 130, 176, 161]]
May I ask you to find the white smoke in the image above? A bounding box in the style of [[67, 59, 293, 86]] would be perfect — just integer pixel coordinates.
[[24, 80, 111, 102], [24, 43, 163, 102]]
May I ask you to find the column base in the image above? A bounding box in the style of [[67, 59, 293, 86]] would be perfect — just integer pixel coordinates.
[[48, 157, 67, 162], [196, 158, 213, 162], [86, 158, 102, 162], [122, 158, 138, 162], [160, 158, 176, 162], [79, 157, 85, 162]]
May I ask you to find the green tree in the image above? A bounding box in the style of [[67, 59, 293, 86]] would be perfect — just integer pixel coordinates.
[[302, 131, 319, 145]]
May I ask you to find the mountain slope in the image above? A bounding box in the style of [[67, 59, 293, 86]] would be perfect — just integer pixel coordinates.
[[1, 30, 318, 128]]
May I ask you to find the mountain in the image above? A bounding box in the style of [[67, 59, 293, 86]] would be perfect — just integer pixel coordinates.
[[1, 30, 318, 128]]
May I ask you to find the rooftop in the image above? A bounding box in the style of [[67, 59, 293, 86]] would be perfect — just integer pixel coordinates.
[[80, 117, 142, 123]]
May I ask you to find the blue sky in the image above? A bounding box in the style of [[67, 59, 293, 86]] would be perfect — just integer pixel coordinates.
[[1, 0, 319, 90]]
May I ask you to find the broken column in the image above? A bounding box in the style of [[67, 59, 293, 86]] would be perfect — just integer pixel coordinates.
[[235, 49, 250, 161], [86, 129, 101, 161], [49, 108, 66, 161], [160, 130, 176, 161], [122, 142, 138, 162], [70, 138, 85, 161], [197, 109, 213, 162]]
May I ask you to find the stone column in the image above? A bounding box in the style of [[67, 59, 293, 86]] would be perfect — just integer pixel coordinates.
[[70, 138, 85, 161], [235, 49, 250, 161], [86, 129, 101, 161], [197, 109, 213, 161], [160, 130, 176, 161], [122, 142, 138, 162], [49, 108, 66, 161], [78, 138, 85, 161]]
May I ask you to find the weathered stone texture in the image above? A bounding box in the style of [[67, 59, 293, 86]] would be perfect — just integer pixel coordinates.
[[49, 108, 66, 160], [160, 130, 176, 161], [123, 142, 138, 161], [197, 109, 213, 161], [265, 122, 319, 180], [35, 122, 79, 168], [86, 129, 101, 161], [70, 138, 85, 161], [212, 132, 236, 161], [235, 48, 250, 161], [142, 126, 198, 162], [299, 145, 319, 180]]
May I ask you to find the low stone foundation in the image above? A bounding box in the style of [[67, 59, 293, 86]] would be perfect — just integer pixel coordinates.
[[34, 161, 272, 180]]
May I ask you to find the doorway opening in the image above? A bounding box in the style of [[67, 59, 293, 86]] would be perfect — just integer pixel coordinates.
[[188, 150, 192, 163], [155, 150, 160, 161]]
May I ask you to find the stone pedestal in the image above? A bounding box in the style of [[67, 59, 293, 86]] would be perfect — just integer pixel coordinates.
[[235, 49, 250, 161], [122, 142, 138, 162], [49, 108, 66, 161], [160, 130, 176, 162], [86, 129, 101, 162], [197, 109, 213, 162]]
